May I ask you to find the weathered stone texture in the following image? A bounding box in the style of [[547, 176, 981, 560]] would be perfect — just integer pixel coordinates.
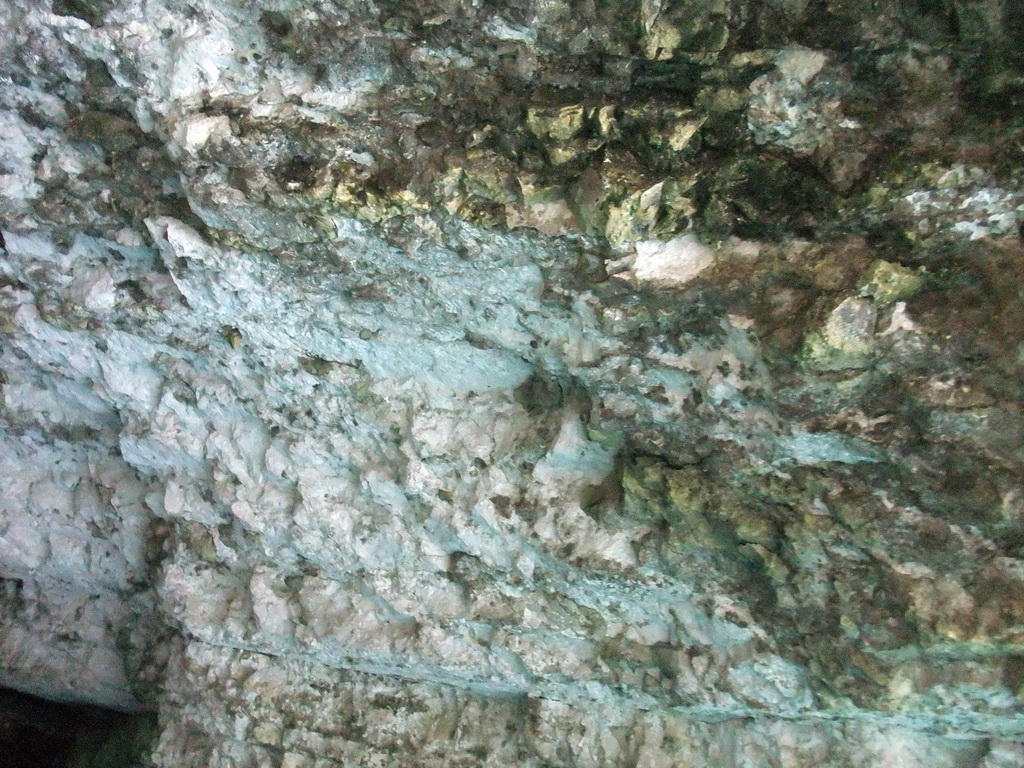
[[2, 0, 1024, 765]]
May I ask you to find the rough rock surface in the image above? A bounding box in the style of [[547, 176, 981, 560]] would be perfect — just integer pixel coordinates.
[[2, 0, 1024, 765]]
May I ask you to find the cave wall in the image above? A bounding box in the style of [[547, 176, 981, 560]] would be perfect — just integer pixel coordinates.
[[2, 0, 1024, 765]]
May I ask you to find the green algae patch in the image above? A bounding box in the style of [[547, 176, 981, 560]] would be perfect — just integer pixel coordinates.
[[802, 297, 878, 372], [858, 260, 927, 306]]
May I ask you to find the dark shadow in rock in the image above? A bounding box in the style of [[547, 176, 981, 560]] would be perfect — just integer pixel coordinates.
[[51, 0, 113, 28], [0, 686, 157, 768]]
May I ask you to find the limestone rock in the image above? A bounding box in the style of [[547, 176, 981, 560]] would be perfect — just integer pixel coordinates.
[[2, 0, 1024, 765]]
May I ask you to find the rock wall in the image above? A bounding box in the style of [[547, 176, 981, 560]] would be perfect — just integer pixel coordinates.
[[2, 0, 1024, 765]]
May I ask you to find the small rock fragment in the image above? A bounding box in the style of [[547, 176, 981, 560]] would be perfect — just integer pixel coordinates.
[[803, 296, 878, 371], [630, 234, 715, 286]]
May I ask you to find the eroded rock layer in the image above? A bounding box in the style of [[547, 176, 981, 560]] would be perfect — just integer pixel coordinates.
[[2, 0, 1024, 765]]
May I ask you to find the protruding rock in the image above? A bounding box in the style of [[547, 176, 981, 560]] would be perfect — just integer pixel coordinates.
[[803, 296, 878, 370], [629, 234, 715, 286]]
